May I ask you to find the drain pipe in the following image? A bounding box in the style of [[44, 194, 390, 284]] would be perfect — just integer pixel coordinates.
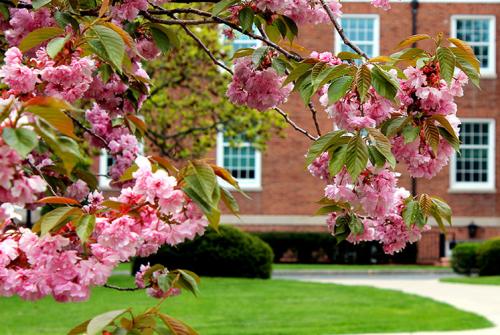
[[410, 0, 419, 197]]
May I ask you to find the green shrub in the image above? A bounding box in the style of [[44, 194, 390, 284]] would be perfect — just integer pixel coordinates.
[[253, 232, 417, 264], [478, 237, 500, 276], [132, 225, 274, 279], [451, 243, 480, 275]]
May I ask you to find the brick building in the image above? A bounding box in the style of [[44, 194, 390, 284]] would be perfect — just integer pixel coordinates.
[[99, 0, 500, 264]]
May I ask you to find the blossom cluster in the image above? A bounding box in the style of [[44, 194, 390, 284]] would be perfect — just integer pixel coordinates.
[[320, 87, 395, 132], [0, 156, 207, 302], [309, 157, 429, 254], [227, 56, 293, 111], [251, 0, 342, 25], [0, 130, 46, 206], [135, 264, 181, 299], [392, 65, 467, 178]]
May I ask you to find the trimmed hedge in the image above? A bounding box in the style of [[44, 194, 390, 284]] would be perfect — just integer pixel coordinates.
[[478, 238, 500, 276], [451, 243, 480, 275], [132, 225, 274, 279], [253, 232, 417, 264]]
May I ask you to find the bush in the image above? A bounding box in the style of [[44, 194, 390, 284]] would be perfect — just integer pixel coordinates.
[[478, 238, 500, 276], [451, 243, 480, 275], [132, 225, 274, 279], [253, 232, 417, 264]]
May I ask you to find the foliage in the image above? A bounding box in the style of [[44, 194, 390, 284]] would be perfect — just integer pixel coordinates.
[[477, 238, 500, 276], [451, 243, 480, 275], [254, 232, 417, 264], [142, 18, 285, 160], [441, 276, 500, 286], [133, 225, 274, 279]]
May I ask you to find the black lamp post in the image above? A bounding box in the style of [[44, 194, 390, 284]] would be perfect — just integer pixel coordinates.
[[467, 221, 479, 239]]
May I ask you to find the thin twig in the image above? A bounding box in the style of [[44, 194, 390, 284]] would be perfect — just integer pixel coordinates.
[[147, 8, 303, 62], [160, 12, 233, 74], [67, 113, 110, 150], [318, 0, 369, 59], [27, 161, 59, 197], [307, 102, 322, 136], [274, 107, 318, 141], [104, 284, 148, 291]]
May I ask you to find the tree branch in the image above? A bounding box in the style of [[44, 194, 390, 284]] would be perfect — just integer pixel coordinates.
[[103, 284, 148, 291], [318, 0, 369, 59], [274, 107, 318, 141], [307, 102, 322, 136], [67, 113, 110, 150]]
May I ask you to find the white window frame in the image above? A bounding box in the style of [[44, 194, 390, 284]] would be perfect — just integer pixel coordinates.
[[99, 150, 113, 190], [216, 132, 262, 191], [451, 15, 496, 78], [449, 118, 496, 193], [334, 14, 380, 58]]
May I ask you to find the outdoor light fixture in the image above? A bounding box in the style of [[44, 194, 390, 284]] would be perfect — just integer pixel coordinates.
[[467, 221, 479, 239]]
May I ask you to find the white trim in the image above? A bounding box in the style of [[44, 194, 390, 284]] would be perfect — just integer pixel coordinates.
[[216, 132, 262, 192], [334, 14, 380, 58], [451, 15, 496, 77], [98, 150, 113, 190], [221, 215, 500, 227], [449, 118, 496, 193]]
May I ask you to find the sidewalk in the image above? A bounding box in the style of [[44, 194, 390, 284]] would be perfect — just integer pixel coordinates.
[[290, 275, 500, 335]]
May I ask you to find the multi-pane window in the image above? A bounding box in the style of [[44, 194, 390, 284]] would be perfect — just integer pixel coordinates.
[[452, 16, 496, 76], [216, 133, 261, 190], [98, 151, 114, 189], [335, 15, 379, 58], [450, 120, 495, 191]]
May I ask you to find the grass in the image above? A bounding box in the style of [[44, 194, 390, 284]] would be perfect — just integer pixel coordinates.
[[273, 263, 450, 271], [0, 275, 491, 335], [440, 276, 500, 286]]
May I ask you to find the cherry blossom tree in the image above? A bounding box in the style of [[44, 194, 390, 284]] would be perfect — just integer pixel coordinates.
[[0, 0, 480, 333]]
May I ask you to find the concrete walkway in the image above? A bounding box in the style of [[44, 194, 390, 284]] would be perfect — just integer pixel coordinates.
[[284, 274, 500, 335]]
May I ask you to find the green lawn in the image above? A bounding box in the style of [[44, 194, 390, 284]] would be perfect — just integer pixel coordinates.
[[0, 275, 491, 335], [441, 276, 500, 286], [273, 263, 450, 271]]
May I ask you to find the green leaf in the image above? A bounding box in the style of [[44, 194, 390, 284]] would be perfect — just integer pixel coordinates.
[[150, 24, 179, 53], [355, 65, 372, 102], [2, 127, 38, 158], [75, 214, 96, 244], [383, 116, 410, 137], [35, 206, 83, 236], [238, 7, 254, 32], [281, 15, 298, 41], [454, 54, 480, 88], [158, 313, 198, 335], [424, 121, 440, 154], [212, 0, 239, 15], [220, 187, 239, 216], [371, 65, 399, 101], [431, 196, 452, 226], [19, 27, 64, 52], [402, 125, 420, 144], [252, 46, 270, 67], [337, 51, 362, 60], [54, 11, 80, 32], [448, 38, 479, 71], [348, 215, 364, 235], [438, 126, 460, 152], [271, 58, 287, 76], [329, 145, 347, 176], [86, 309, 129, 335], [32, 0, 51, 10], [327, 76, 353, 104], [367, 145, 386, 168], [397, 34, 431, 49], [345, 133, 368, 180], [305, 129, 346, 165], [315, 205, 343, 216], [366, 128, 396, 168], [436, 47, 456, 84], [283, 62, 313, 86], [46, 36, 69, 59], [24, 96, 76, 139], [87, 25, 125, 70], [264, 24, 281, 43], [175, 269, 200, 296], [0, 4, 9, 20]]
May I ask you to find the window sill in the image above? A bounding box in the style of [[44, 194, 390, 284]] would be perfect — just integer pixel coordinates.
[[223, 184, 262, 192], [480, 72, 497, 79], [448, 187, 496, 194]]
